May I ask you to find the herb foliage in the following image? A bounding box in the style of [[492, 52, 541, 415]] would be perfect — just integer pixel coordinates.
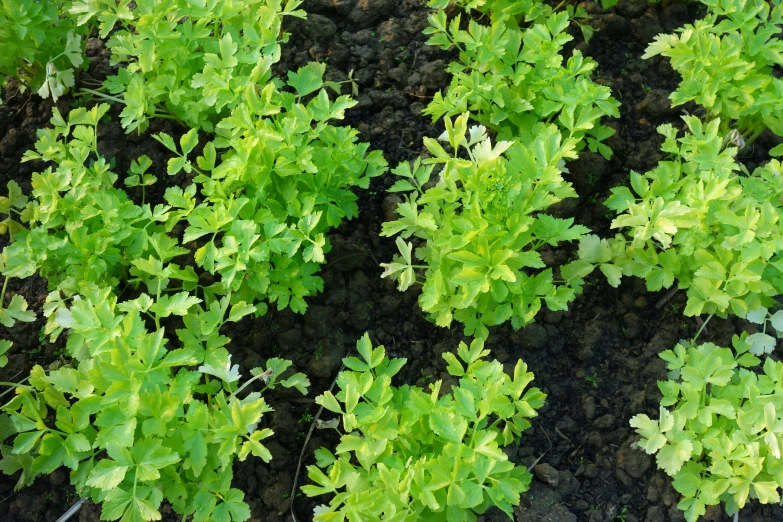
[[381, 114, 590, 339], [72, 0, 306, 132], [303, 334, 545, 521], [643, 0, 783, 153], [631, 333, 783, 522], [423, 4, 619, 158], [0, 0, 88, 101], [0, 285, 308, 522], [577, 117, 783, 321]]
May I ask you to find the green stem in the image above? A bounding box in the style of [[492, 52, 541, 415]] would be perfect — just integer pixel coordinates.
[[79, 88, 125, 104], [0, 277, 8, 307], [151, 112, 182, 121], [692, 313, 714, 343], [154, 280, 163, 330], [0, 381, 32, 388], [230, 373, 271, 400], [745, 126, 765, 147]]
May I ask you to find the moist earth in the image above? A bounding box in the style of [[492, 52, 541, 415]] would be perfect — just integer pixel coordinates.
[[1, 1, 781, 521]]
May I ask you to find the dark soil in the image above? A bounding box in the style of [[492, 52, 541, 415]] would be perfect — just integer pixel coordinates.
[[1, 1, 782, 522]]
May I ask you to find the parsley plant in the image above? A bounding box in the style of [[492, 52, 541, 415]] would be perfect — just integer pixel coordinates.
[[0, 285, 308, 522], [72, 0, 306, 132], [0, 0, 88, 102], [303, 334, 545, 521], [576, 117, 783, 321], [631, 332, 783, 521], [381, 114, 590, 339], [644, 0, 783, 153], [423, 7, 619, 158]]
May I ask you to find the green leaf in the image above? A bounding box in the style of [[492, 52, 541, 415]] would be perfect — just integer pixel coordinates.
[[280, 373, 310, 395], [753, 482, 781, 504], [132, 440, 179, 481], [316, 392, 343, 414], [677, 498, 706, 522], [770, 310, 783, 331], [0, 295, 36, 327], [0, 340, 11, 367], [630, 409, 671, 454], [287, 62, 325, 98], [179, 128, 199, 156], [227, 302, 256, 323], [429, 409, 468, 444], [12, 431, 43, 455], [599, 264, 623, 287], [149, 292, 202, 318], [213, 489, 250, 522], [86, 459, 130, 490], [198, 351, 240, 383], [152, 133, 177, 154], [747, 307, 768, 325], [747, 332, 776, 355], [656, 439, 693, 476]]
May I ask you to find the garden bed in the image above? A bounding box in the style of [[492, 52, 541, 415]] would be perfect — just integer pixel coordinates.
[[1, 0, 782, 521]]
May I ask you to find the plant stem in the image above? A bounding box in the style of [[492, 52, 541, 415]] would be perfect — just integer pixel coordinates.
[[0, 381, 32, 388], [0, 277, 8, 307], [692, 313, 714, 342], [78, 88, 124, 104], [231, 372, 272, 399]]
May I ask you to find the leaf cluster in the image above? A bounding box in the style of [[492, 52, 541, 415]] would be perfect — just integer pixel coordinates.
[[0, 0, 89, 101], [426, 0, 607, 42], [577, 117, 783, 319], [644, 0, 783, 151], [630, 335, 783, 521], [71, 0, 306, 132], [0, 96, 377, 517], [0, 97, 372, 522], [0, 286, 308, 522], [381, 114, 590, 339], [3, 81, 383, 317], [153, 64, 387, 314], [423, 9, 619, 158], [302, 334, 545, 521], [2, 105, 172, 299]]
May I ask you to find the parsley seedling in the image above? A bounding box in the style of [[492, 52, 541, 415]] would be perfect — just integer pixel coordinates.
[[644, 0, 783, 154], [381, 113, 591, 338], [577, 117, 783, 321], [303, 334, 546, 520]]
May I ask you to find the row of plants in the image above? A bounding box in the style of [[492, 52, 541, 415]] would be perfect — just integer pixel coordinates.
[[600, 0, 783, 520], [305, 0, 617, 517], [0, 0, 782, 521]]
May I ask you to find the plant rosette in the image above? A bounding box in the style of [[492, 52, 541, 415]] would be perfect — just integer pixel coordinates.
[[302, 333, 546, 521], [380, 113, 591, 339], [576, 117, 783, 321], [631, 332, 783, 521], [0, 286, 309, 522]]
